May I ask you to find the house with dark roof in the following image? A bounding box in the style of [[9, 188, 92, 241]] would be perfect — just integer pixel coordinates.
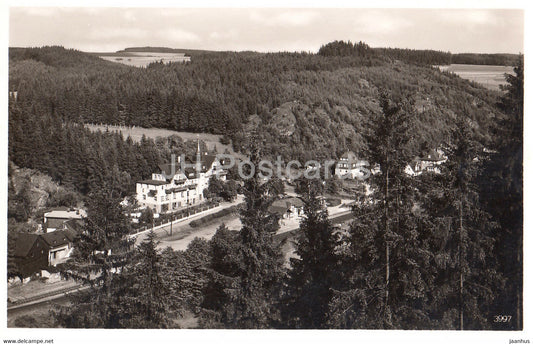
[[44, 207, 86, 233], [12, 233, 49, 278], [12, 229, 76, 277], [136, 143, 226, 214], [41, 230, 74, 266], [405, 149, 447, 176]]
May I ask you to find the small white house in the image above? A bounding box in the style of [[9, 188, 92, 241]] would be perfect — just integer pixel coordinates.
[[44, 207, 86, 233]]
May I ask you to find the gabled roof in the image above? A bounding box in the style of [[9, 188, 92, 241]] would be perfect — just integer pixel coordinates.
[[158, 154, 218, 180], [158, 163, 183, 178], [62, 218, 84, 234], [339, 151, 358, 161], [14, 233, 41, 257], [41, 230, 71, 248], [268, 204, 290, 216], [63, 228, 78, 242], [268, 197, 304, 215], [421, 149, 446, 162], [184, 154, 218, 173]]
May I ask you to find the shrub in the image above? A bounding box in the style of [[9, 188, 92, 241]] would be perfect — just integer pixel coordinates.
[[189, 205, 240, 228]]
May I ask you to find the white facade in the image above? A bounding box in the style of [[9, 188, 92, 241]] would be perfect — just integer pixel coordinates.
[[405, 149, 447, 176], [44, 208, 87, 233], [335, 151, 369, 179], [49, 244, 72, 266], [136, 151, 226, 214]]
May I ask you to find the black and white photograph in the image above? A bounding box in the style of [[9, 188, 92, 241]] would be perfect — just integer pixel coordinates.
[[2, 1, 528, 343]]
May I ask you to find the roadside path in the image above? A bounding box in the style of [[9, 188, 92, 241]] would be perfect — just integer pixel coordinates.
[[157, 200, 354, 251], [132, 195, 244, 244]]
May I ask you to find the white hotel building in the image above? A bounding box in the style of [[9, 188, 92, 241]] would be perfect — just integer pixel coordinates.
[[136, 147, 226, 214]]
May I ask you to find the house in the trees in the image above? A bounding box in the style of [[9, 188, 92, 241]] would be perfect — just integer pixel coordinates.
[[12, 234, 49, 278], [334, 151, 369, 179], [268, 197, 305, 219], [136, 143, 227, 214], [43, 207, 86, 233], [405, 149, 447, 176], [41, 230, 76, 266], [12, 230, 76, 278]]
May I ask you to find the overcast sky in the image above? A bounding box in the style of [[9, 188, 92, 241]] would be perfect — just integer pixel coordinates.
[[9, 7, 524, 54]]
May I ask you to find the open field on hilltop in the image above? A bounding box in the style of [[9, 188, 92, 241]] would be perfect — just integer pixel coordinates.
[[85, 124, 244, 159], [438, 64, 514, 91], [97, 51, 190, 67]]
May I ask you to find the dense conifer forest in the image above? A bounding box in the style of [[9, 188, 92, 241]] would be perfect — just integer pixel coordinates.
[[9, 44, 509, 163]]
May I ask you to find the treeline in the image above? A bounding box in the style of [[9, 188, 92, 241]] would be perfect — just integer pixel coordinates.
[[318, 40, 452, 65], [318, 40, 519, 66], [9, 46, 505, 162], [8, 101, 165, 197], [452, 53, 520, 66], [9, 102, 215, 198]]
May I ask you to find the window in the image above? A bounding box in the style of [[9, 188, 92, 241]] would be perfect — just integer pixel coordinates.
[[143, 195, 146, 200]]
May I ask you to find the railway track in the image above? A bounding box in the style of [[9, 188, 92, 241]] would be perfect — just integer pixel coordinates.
[[8, 284, 86, 310]]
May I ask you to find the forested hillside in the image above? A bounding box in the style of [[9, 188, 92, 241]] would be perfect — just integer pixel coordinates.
[[9, 45, 505, 163], [319, 40, 520, 66]]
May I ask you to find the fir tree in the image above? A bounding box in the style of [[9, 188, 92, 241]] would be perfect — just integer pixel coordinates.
[[479, 55, 523, 329], [202, 137, 285, 328], [117, 230, 174, 328], [53, 189, 134, 328], [283, 179, 339, 328], [431, 121, 504, 330], [231, 138, 285, 328], [329, 93, 431, 329], [200, 223, 243, 328]]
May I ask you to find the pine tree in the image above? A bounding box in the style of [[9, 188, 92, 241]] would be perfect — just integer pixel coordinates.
[[328, 92, 431, 329], [116, 230, 174, 328], [479, 55, 523, 329], [202, 137, 285, 328], [431, 121, 504, 330], [231, 138, 285, 328], [53, 189, 134, 328], [200, 223, 243, 328], [283, 179, 339, 328]]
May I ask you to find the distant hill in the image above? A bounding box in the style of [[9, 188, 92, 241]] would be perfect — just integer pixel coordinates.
[[451, 53, 520, 66], [318, 40, 520, 66], [119, 46, 215, 56]]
